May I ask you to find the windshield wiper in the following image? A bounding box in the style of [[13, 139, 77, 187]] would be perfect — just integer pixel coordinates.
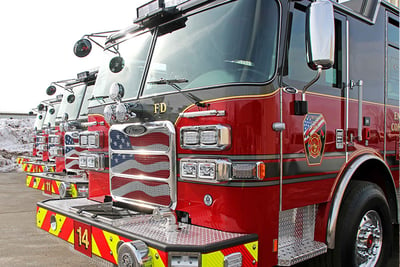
[[147, 78, 207, 107], [89, 95, 109, 105]]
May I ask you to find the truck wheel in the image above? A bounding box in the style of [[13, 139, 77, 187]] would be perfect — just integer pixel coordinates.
[[331, 181, 393, 267]]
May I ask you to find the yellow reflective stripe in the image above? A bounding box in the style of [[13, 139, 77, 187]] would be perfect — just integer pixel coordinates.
[[53, 181, 61, 194], [49, 213, 67, 237], [92, 235, 101, 257], [34, 177, 41, 190], [71, 184, 78, 198], [26, 175, 32, 187], [36, 207, 47, 228], [202, 250, 224, 266], [103, 230, 121, 263], [67, 229, 74, 244], [149, 248, 166, 267], [244, 241, 258, 261]]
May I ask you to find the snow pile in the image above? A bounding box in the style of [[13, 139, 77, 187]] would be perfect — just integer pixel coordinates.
[[0, 118, 34, 172]]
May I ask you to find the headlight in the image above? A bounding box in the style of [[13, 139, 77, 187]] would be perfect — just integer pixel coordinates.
[[180, 125, 231, 150], [48, 135, 60, 145], [80, 135, 88, 146], [180, 158, 265, 182], [180, 159, 230, 182], [79, 155, 87, 168], [49, 147, 63, 157], [79, 131, 103, 149], [79, 153, 105, 170]]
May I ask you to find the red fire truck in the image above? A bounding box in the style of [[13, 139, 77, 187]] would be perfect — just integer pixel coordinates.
[[26, 71, 97, 198], [37, 0, 399, 266], [22, 96, 63, 173], [17, 107, 47, 167]]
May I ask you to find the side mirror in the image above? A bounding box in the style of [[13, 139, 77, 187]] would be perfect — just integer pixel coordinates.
[[38, 104, 45, 111], [46, 85, 56, 96], [73, 39, 92, 57], [67, 94, 75, 103], [109, 56, 125, 73], [306, 0, 335, 70]]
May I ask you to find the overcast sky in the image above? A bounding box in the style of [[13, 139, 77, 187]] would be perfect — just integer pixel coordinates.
[[0, 0, 146, 113]]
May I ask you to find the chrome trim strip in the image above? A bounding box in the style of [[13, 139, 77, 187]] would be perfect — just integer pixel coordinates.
[[179, 110, 226, 118]]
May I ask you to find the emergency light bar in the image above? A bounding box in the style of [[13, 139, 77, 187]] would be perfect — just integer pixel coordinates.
[[135, 0, 190, 27]]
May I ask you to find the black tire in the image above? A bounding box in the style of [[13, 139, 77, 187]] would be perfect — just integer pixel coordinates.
[[329, 181, 393, 267]]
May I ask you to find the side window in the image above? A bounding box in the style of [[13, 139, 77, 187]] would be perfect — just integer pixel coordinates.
[[387, 17, 399, 104], [283, 4, 344, 96]]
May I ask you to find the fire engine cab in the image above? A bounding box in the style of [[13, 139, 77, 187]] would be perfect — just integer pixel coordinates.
[[26, 71, 97, 198], [37, 0, 399, 266], [22, 95, 63, 173]]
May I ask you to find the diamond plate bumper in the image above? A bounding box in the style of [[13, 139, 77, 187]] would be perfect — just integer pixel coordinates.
[[37, 198, 258, 266]]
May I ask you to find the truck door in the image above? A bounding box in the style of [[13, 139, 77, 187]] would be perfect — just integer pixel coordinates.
[[280, 2, 347, 211]]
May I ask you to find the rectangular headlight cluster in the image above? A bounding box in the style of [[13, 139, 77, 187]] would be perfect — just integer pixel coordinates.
[[48, 135, 61, 145], [49, 147, 63, 157], [180, 159, 265, 182], [79, 131, 103, 149], [79, 153, 105, 170], [180, 158, 231, 182], [37, 144, 47, 151], [180, 125, 231, 150], [36, 136, 46, 144]]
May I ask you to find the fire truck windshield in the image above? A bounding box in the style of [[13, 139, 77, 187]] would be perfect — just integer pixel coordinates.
[[43, 103, 60, 128], [142, 0, 279, 96], [57, 84, 86, 121], [89, 32, 152, 107]]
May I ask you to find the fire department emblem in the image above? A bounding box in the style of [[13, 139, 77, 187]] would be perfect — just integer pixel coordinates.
[[303, 113, 326, 165]]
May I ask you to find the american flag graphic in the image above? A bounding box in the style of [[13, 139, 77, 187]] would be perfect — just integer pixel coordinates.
[[303, 114, 325, 142], [65, 132, 85, 171], [110, 128, 171, 206], [111, 176, 171, 206]]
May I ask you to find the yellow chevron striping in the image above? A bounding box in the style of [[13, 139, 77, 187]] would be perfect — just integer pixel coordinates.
[[67, 229, 74, 244], [53, 181, 61, 194], [103, 230, 121, 263], [36, 207, 47, 228], [244, 241, 258, 261], [202, 250, 224, 266], [149, 248, 166, 267], [71, 184, 78, 198], [26, 175, 32, 187], [92, 235, 101, 257]]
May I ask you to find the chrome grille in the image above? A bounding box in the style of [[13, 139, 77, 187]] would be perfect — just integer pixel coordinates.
[[109, 121, 176, 209]]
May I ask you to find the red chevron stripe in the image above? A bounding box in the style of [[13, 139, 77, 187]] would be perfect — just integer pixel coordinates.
[[41, 210, 53, 232], [92, 227, 115, 263], [58, 217, 74, 241], [38, 178, 45, 190], [52, 180, 59, 195]]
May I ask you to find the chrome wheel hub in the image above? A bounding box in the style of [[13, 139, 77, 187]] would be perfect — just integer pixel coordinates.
[[356, 210, 383, 266]]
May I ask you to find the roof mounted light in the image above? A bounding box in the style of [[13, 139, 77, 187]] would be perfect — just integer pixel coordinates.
[[135, 0, 185, 27], [77, 71, 89, 80]]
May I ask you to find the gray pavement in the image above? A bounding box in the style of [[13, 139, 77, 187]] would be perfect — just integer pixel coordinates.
[[0, 172, 110, 267]]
